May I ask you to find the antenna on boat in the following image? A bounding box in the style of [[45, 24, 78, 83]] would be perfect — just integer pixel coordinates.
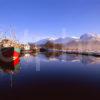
[[10, 25, 17, 41], [0, 32, 2, 41], [4, 32, 7, 39], [9, 25, 13, 40]]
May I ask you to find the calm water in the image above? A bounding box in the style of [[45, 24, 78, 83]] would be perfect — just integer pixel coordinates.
[[0, 52, 100, 99]]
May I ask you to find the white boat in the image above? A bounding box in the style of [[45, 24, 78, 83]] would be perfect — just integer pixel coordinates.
[[24, 44, 30, 51]]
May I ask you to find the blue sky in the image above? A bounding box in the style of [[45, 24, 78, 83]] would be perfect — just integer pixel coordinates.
[[0, 0, 100, 43]]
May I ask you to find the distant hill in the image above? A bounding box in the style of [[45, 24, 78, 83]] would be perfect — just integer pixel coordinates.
[[35, 33, 100, 52]]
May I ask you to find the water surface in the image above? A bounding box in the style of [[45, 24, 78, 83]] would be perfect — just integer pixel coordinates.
[[0, 52, 100, 99]]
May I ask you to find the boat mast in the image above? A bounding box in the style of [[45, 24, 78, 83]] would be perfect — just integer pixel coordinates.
[[10, 25, 16, 41]]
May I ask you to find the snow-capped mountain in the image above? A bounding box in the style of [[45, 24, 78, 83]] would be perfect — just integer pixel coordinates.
[[80, 33, 99, 41], [34, 33, 100, 52], [53, 37, 76, 44], [36, 37, 78, 45], [35, 33, 100, 46], [35, 38, 55, 45]]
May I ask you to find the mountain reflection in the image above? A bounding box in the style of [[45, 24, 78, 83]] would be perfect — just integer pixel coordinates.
[[1, 51, 100, 74], [0, 58, 20, 74], [37, 51, 100, 65]]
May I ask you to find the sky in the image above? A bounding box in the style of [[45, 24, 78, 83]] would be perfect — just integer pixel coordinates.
[[0, 0, 100, 43]]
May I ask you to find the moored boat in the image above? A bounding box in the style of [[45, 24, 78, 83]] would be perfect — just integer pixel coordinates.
[[21, 44, 33, 53], [0, 31, 21, 74]]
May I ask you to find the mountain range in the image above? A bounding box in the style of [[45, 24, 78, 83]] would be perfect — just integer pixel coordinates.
[[35, 33, 100, 45], [35, 33, 100, 52]]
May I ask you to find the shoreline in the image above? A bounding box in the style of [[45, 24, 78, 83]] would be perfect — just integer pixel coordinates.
[[45, 49, 100, 57]]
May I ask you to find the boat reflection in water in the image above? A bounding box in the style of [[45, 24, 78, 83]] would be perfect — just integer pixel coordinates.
[[0, 51, 100, 98], [0, 57, 20, 74], [20, 51, 100, 65], [0, 55, 20, 88]]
